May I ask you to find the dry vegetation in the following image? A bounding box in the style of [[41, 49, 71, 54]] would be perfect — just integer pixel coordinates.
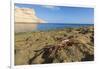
[[15, 26, 94, 65]]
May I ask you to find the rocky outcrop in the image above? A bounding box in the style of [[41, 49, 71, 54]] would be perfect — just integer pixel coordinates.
[[15, 26, 94, 65], [15, 8, 45, 32]]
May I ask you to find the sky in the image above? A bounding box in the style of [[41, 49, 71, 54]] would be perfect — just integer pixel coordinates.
[[15, 3, 94, 24]]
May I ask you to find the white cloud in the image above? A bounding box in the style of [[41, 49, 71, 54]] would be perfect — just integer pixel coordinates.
[[41, 5, 60, 10]]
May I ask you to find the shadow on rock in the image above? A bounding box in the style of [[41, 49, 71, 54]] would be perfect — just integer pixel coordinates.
[[81, 54, 94, 61]]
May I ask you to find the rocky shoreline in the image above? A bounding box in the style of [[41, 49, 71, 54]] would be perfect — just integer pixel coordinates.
[[15, 26, 94, 65]]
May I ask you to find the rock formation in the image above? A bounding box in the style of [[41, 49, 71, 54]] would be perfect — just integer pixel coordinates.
[[15, 26, 94, 65], [15, 8, 45, 32]]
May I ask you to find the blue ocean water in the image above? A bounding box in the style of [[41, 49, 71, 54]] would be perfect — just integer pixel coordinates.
[[37, 23, 94, 31]]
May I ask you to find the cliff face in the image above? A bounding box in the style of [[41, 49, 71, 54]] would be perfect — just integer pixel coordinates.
[[15, 8, 45, 32]]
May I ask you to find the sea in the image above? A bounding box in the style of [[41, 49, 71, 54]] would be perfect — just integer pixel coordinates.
[[37, 23, 94, 31]]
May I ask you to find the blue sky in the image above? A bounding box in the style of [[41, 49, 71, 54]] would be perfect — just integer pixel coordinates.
[[15, 3, 94, 24]]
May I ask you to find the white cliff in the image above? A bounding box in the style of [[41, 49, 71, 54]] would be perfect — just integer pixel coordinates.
[[15, 8, 45, 32]]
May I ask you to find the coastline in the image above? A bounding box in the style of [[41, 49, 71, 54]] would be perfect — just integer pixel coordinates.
[[15, 26, 94, 65]]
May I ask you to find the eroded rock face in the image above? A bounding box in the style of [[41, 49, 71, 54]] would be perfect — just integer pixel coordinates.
[[15, 8, 45, 32]]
